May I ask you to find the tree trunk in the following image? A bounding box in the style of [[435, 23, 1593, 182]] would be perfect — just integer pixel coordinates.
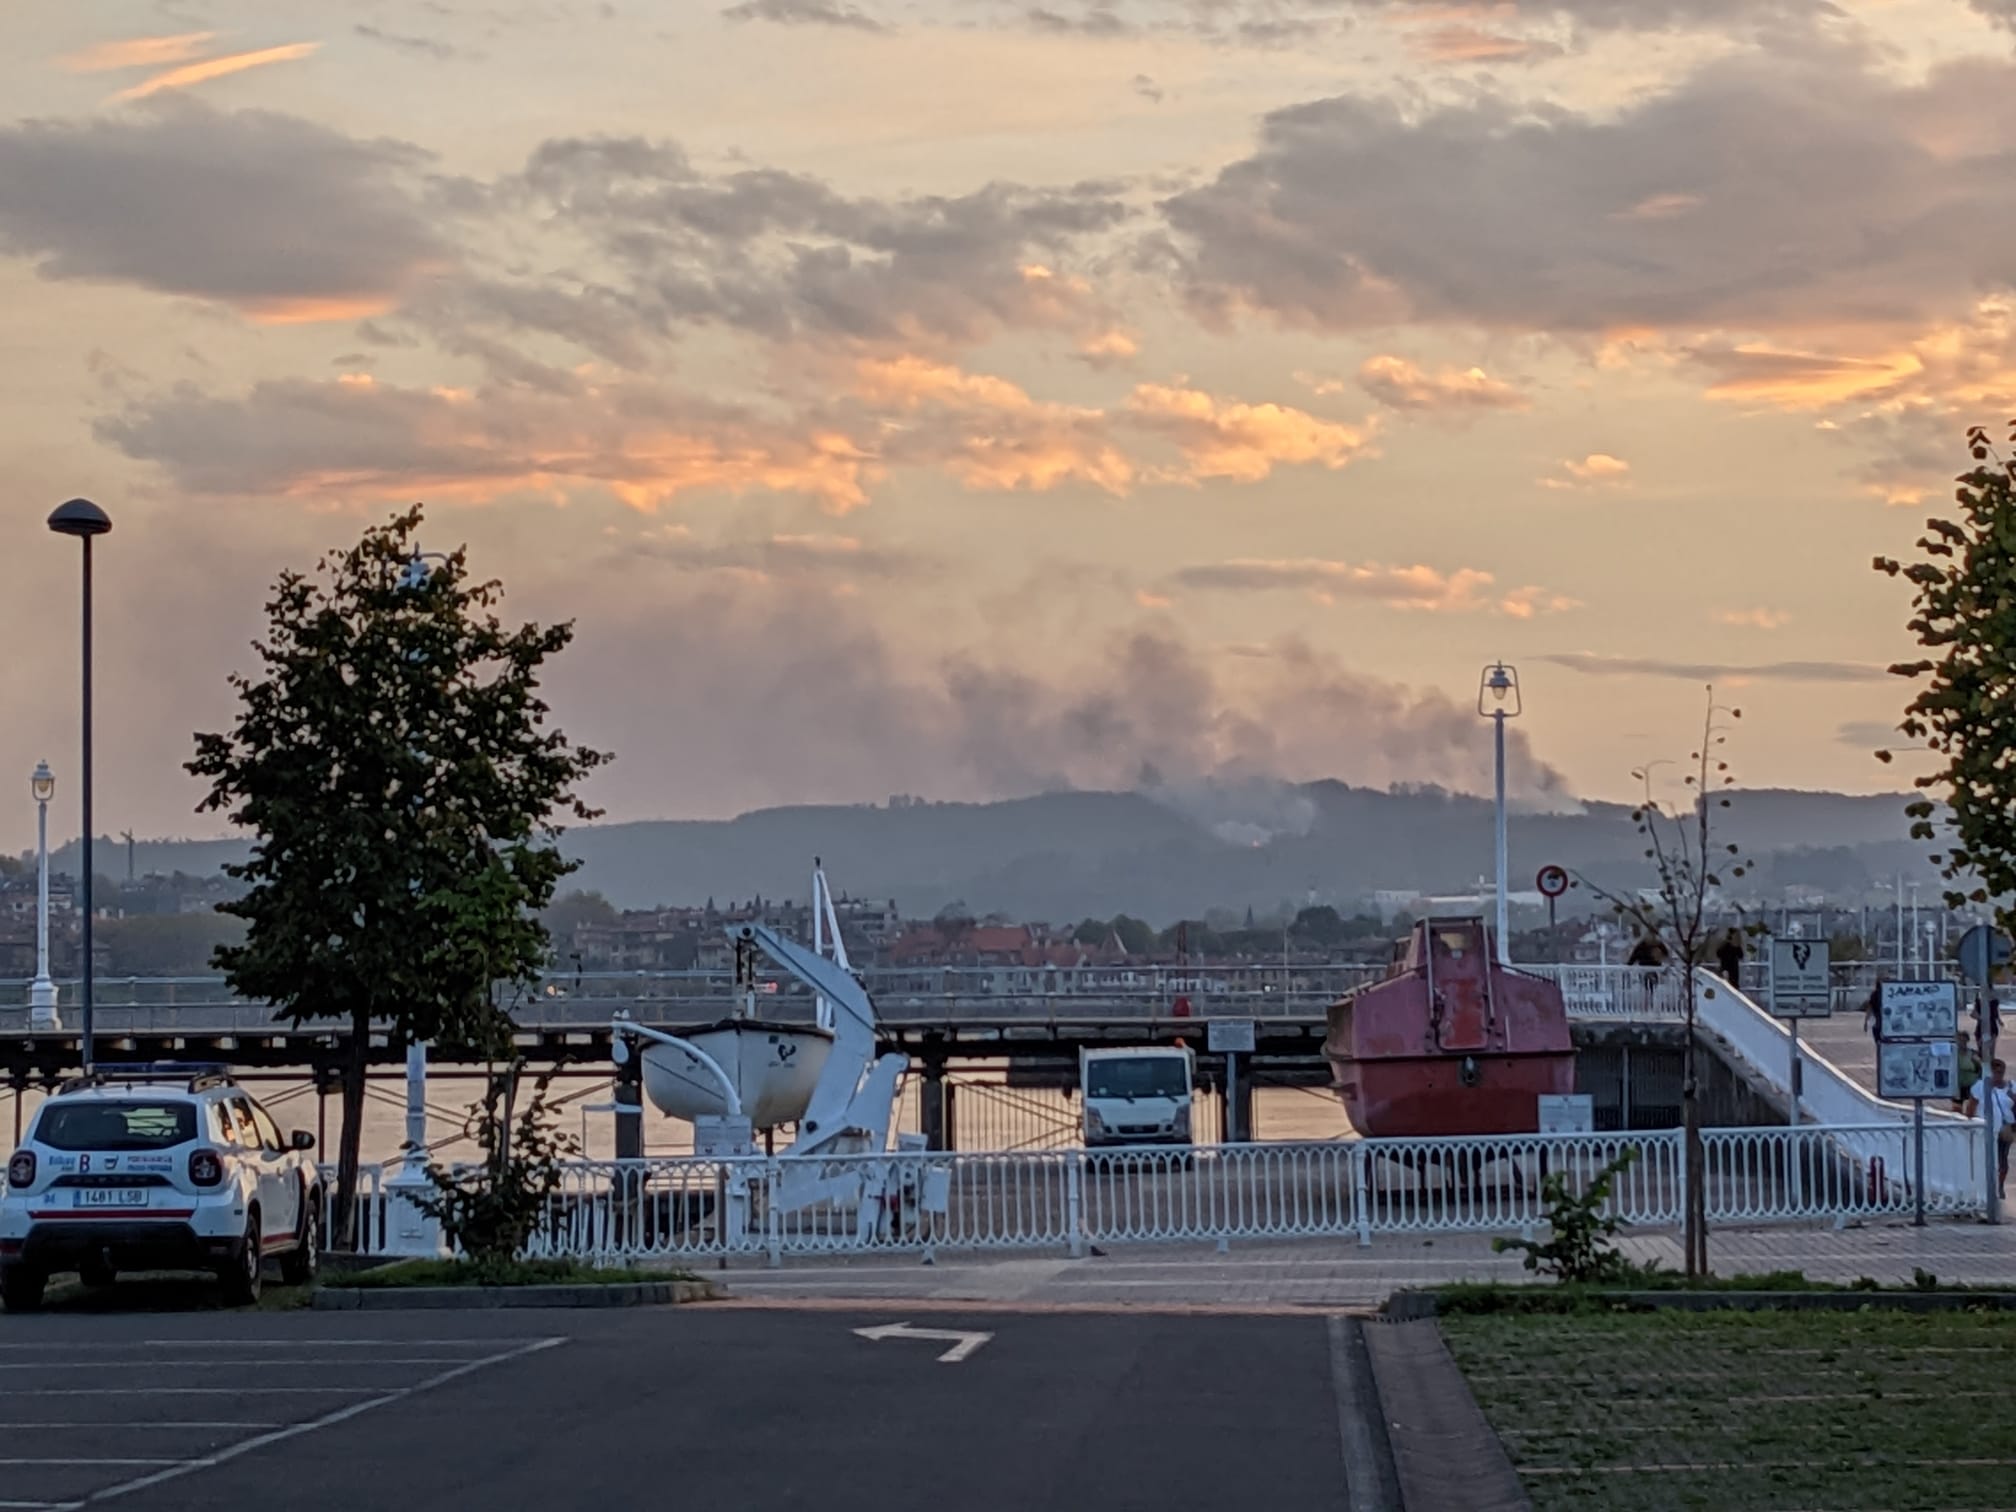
[[1681, 1008, 1708, 1278], [332, 1005, 370, 1251]]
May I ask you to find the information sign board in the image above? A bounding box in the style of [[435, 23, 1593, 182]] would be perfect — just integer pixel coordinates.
[[1538, 1094, 1594, 1133], [1208, 1019, 1255, 1054], [1878, 1040, 1958, 1102], [1768, 938, 1832, 1018], [1878, 980, 1960, 1042]]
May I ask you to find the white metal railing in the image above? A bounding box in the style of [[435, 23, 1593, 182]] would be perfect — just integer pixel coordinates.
[[328, 1120, 1990, 1262], [1519, 964, 1689, 1021], [319, 1163, 387, 1254]]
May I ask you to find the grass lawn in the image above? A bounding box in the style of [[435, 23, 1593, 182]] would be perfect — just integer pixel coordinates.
[[1442, 1310, 2016, 1511]]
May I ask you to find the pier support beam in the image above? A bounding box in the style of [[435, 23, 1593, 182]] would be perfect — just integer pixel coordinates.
[[919, 1041, 949, 1151], [614, 1048, 643, 1161]]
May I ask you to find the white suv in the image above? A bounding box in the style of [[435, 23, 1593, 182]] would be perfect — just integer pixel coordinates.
[[1, 1065, 322, 1311]]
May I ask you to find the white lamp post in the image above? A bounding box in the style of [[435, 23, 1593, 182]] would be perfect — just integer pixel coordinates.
[[1478, 662, 1521, 965], [382, 545, 452, 1257], [29, 762, 58, 1030]]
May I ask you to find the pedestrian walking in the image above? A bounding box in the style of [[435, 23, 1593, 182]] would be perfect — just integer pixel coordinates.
[[1969, 1058, 2014, 1200], [1627, 932, 1666, 998], [1955, 1032, 1982, 1114], [1715, 930, 1744, 988]]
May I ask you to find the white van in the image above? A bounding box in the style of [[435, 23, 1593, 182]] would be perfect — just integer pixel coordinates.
[[1079, 1046, 1195, 1148]]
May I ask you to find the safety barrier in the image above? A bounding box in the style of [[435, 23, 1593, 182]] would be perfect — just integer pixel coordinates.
[[329, 1118, 1991, 1261]]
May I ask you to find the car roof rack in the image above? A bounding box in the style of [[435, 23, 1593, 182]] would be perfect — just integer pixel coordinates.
[[53, 1063, 236, 1097]]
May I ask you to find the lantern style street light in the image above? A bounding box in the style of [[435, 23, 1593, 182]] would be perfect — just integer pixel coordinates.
[[29, 762, 57, 1030], [1478, 663, 1521, 965]]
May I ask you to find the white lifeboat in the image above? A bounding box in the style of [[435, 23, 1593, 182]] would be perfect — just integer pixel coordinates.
[[640, 1019, 834, 1129]]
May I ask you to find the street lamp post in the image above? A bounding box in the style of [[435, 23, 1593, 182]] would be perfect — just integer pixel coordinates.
[[384, 544, 452, 1258], [29, 763, 57, 1030], [48, 498, 111, 1072], [1478, 662, 1521, 965]]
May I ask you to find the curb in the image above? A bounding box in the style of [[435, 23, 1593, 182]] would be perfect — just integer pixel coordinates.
[[1363, 1319, 1529, 1512], [310, 1279, 721, 1311], [1383, 1288, 2016, 1319]]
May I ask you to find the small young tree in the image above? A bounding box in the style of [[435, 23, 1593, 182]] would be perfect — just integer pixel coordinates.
[[1874, 421, 2016, 927], [188, 506, 608, 1247], [1571, 687, 1745, 1279], [407, 1067, 582, 1271]]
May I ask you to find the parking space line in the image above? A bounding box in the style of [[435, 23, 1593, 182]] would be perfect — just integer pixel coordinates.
[[5, 1388, 376, 1398], [0, 1461, 179, 1468], [0, 1359, 480, 1370], [0, 1340, 533, 1352], [134, 1346, 544, 1354], [0, 1424, 278, 1431], [53, 1336, 565, 1509]]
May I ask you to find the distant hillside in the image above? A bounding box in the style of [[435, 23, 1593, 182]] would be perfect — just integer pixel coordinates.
[[41, 784, 1931, 922]]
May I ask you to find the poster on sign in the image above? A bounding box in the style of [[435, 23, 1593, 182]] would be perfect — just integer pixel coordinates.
[[1877, 980, 1959, 1041], [1878, 1040, 1958, 1101]]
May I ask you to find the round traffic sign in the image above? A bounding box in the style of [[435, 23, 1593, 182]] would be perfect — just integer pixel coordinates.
[[1958, 924, 2011, 985], [1535, 864, 1570, 899]]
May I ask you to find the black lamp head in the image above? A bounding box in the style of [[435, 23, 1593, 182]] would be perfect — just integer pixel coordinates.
[[47, 498, 112, 538]]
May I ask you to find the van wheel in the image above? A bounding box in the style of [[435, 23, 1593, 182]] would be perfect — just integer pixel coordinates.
[[280, 1200, 319, 1286], [220, 1213, 262, 1306]]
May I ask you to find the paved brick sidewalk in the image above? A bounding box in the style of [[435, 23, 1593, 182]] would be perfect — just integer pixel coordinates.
[[705, 1218, 2016, 1309]]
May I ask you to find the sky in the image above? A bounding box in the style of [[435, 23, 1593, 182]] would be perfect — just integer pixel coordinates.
[[3, 0, 2013, 850]]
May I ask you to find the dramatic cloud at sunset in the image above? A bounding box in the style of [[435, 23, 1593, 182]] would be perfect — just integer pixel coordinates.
[[0, 0, 2007, 843]]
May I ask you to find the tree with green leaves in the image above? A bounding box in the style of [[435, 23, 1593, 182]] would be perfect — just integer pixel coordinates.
[[188, 506, 608, 1247], [1874, 421, 2016, 926], [1570, 687, 1746, 1279]]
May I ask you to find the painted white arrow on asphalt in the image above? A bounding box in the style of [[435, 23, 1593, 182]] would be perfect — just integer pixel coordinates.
[[851, 1321, 994, 1363]]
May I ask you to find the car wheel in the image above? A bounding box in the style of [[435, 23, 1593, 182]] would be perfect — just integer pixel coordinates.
[[0, 1266, 46, 1313], [220, 1213, 262, 1306], [79, 1259, 116, 1289], [280, 1198, 319, 1286]]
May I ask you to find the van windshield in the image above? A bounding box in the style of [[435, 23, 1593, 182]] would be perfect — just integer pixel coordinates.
[[1085, 1059, 1189, 1100], [36, 1101, 198, 1151]]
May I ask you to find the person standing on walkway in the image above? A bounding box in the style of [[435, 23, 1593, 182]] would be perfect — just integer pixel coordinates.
[[1956, 1032, 1983, 1114], [1715, 930, 1744, 989], [1968, 1058, 2013, 1199], [1627, 933, 1666, 998]]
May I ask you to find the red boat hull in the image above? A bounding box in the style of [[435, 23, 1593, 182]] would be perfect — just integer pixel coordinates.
[[1331, 1051, 1575, 1138], [1324, 916, 1576, 1137]]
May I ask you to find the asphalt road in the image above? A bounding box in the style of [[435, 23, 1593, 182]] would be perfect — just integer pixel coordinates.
[[0, 1301, 1362, 1511]]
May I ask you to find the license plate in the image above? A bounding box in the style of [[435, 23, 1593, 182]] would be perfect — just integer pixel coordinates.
[[72, 1188, 151, 1209]]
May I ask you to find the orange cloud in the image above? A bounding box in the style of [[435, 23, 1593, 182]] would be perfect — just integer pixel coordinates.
[[1168, 557, 1570, 617], [1694, 344, 1920, 409], [854, 355, 1135, 495], [95, 374, 882, 513], [112, 43, 321, 102], [1719, 607, 1792, 630], [1127, 384, 1376, 483], [1540, 453, 1631, 489], [1357, 354, 1528, 411], [60, 32, 217, 72], [245, 296, 398, 327], [1413, 25, 1549, 62]]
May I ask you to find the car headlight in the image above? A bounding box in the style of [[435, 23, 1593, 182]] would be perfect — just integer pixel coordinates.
[[1172, 1105, 1191, 1135], [1086, 1108, 1105, 1133]]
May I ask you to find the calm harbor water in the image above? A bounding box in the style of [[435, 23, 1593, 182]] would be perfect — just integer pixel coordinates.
[[4, 1068, 1353, 1164]]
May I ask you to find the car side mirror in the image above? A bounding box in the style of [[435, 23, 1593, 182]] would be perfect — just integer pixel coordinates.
[[290, 1130, 316, 1152]]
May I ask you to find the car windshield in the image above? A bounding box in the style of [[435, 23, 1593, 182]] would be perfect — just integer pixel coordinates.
[[1086, 1059, 1188, 1100], [36, 1101, 198, 1151]]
